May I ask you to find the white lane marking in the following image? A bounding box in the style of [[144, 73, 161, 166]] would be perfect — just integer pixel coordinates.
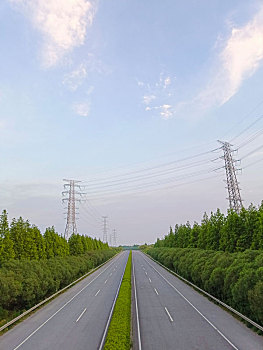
[[76, 308, 86, 323], [149, 278, 152, 283], [133, 257, 142, 350], [154, 288, 159, 295], [145, 271, 147, 275], [164, 307, 173, 322], [95, 289, 100, 297], [110, 272, 112, 276], [142, 267, 145, 270], [144, 257, 239, 350], [12, 255, 122, 350], [105, 279, 108, 284]]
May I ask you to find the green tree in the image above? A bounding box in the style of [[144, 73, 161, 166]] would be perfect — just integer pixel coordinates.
[[0, 210, 15, 263]]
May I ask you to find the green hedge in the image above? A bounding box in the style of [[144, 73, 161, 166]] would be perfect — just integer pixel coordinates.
[[145, 247, 263, 328], [104, 251, 132, 350], [0, 249, 119, 326]]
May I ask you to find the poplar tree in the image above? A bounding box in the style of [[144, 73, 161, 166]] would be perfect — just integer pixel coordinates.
[[0, 210, 15, 263]]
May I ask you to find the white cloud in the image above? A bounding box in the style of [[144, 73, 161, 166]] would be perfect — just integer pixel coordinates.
[[164, 76, 171, 88], [9, 0, 97, 67], [144, 104, 173, 119], [143, 95, 156, 105], [63, 63, 87, 90], [73, 102, 90, 117], [196, 5, 263, 109], [139, 73, 176, 119], [160, 104, 173, 119]]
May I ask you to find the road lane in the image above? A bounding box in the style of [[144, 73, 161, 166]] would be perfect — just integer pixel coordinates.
[[132, 251, 263, 350], [0, 251, 129, 350]]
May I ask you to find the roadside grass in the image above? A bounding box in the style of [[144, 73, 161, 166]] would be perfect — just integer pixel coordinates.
[[104, 251, 132, 350]]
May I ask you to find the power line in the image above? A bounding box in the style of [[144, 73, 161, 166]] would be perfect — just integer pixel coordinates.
[[230, 115, 263, 143], [82, 148, 220, 185], [241, 144, 263, 160], [88, 173, 222, 202], [83, 157, 217, 190], [85, 167, 221, 197]]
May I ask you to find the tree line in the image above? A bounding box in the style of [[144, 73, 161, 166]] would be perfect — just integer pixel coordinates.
[[145, 247, 263, 329], [0, 210, 109, 264], [155, 203, 263, 252]]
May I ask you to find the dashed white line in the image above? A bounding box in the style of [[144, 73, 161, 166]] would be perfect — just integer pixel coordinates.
[[149, 278, 152, 283], [164, 307, 174, 322], [110, 272, 112, 276], [154, 288, 159, 295], [95, 289, 100, 297], [144, 257, 239, 350], [104, 279, 108, 284], [145, 271, 148, 275], [76, 308, 86, 322], [12, 255, 121, 350]]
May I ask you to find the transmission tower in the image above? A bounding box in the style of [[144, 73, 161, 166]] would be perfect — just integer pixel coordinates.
[[102, 216, 108, 243], [112, 229, 117, 246], [218, 141, 243, 213], [62, 179, 85, 239]]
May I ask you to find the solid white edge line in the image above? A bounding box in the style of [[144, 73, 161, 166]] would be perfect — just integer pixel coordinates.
[[164, 307, 173, 322], [98, 253, 129, 350], [1, 252, 123, 333], [143, 254, 239, 350], [95, 290, 100, 297], [76, 308, 87, 323], [144, 252, 263, 332], [154, 288, 159, 296], [12, 254, 123, 350], [133, 254, 142, 350]]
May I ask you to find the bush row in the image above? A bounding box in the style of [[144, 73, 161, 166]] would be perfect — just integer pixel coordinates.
[[104, 251, 132, 350], [145, 247, 263, 328], [0, 249, 119, 325]]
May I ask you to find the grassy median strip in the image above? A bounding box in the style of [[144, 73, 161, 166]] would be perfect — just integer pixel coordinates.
[[104, 251, 132, 350]]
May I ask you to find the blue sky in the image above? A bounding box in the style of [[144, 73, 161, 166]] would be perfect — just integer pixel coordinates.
[[0, 0, 263, 244]]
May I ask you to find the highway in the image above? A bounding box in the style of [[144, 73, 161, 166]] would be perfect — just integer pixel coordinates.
[[0, 251, 129, 350], [132, 250, 263, 350]]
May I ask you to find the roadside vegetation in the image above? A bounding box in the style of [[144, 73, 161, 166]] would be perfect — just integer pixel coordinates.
[[142, 203, 263, 331], [104, 251, 132, 350], [0, 210, 109, 262], [0, 210, 120, 328], [154, 203, 263, 252]]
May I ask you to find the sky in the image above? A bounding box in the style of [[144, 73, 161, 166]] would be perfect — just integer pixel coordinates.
[[0, 0, 263, 245]]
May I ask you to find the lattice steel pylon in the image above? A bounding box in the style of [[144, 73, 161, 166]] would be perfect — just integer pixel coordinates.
[[102, 216, 108, 243], [62, 179, 85, 239], [218, 141, 243, 213], [112, 229, 117, 246]]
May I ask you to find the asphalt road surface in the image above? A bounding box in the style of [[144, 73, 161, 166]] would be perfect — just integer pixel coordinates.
[[0, 251, 129, 350], [132, 250, 263, 350]]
